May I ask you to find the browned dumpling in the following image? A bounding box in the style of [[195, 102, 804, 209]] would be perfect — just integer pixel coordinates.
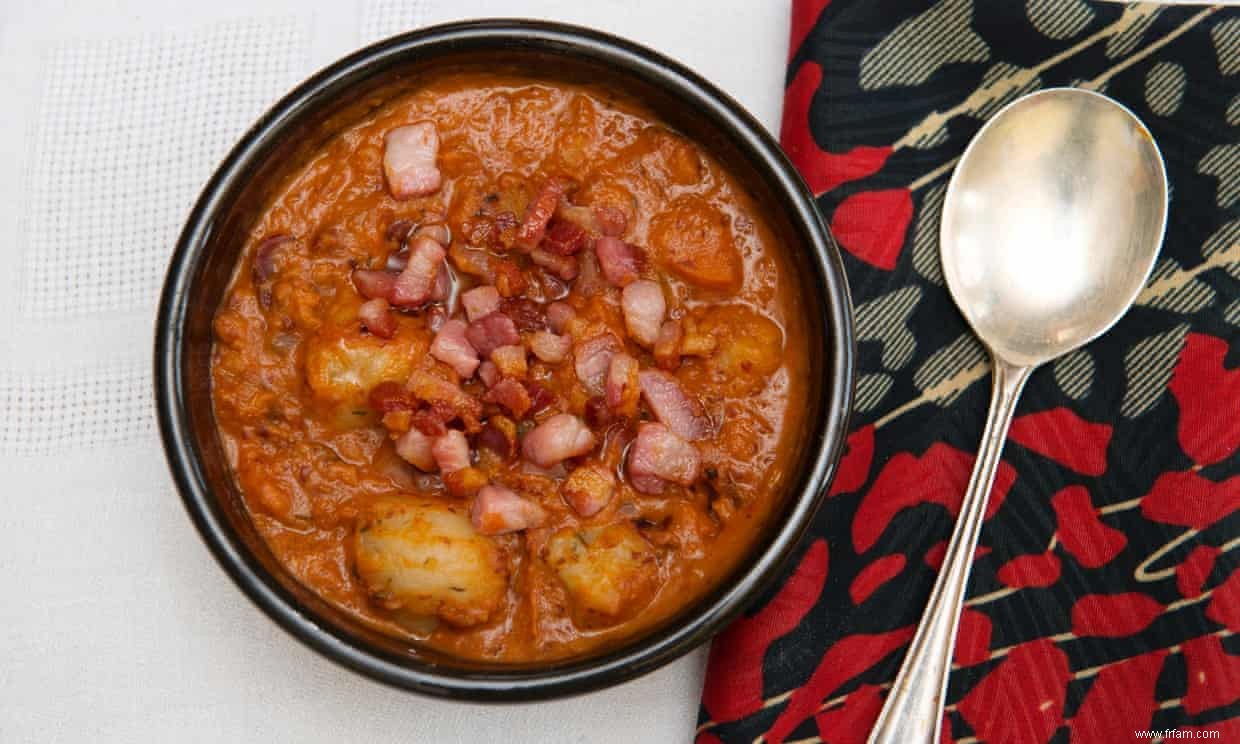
[[355, 499, 507, 628], [545, 522, 658, 621]]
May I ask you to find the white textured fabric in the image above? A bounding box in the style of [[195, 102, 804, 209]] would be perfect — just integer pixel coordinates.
[[0, 1, 787, 741]]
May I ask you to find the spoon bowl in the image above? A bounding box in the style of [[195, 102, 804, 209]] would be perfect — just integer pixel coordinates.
[[941, 88, 1168, 367], [869, 88, 1168, 744]]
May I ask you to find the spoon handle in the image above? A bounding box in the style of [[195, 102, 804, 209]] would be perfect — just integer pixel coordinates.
[[868, 355, 1032, 744]]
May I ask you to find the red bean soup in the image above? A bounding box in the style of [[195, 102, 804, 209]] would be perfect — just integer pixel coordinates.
[[210, 72, 811, 662]]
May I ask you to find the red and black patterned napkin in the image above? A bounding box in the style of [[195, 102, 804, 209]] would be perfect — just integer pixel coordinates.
[[697, 2, 1240, 742]]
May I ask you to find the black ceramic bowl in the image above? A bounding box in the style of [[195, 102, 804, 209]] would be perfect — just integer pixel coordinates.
[[155, 19, 854, 701]]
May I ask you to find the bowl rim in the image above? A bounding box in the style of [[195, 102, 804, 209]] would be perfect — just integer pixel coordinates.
[[155, 18, 855, 701]]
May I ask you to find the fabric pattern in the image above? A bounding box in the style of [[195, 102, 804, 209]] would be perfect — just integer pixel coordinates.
[[698, 2, 1240, 743], [18, 18, 310, 320]]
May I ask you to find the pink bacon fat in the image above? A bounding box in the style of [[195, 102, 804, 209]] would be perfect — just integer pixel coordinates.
[[521, 414, 595, 468], [391, 237, 447, 307], [596, 236, 643, 287], [383, 122, 442, 199], [626, 422, 701, 494], [430, 429, 471, 473], [471, 485, 548, 535], [621, 280, 666, 347], [637, 369, 710, 441], [430, 319, 480, 378]]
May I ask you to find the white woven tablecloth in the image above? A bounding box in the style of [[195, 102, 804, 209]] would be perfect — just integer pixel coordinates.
[[0, 1, 787, 741]]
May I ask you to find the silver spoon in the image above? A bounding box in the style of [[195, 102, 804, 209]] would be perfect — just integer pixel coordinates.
[[867, 88, 1168, 744]]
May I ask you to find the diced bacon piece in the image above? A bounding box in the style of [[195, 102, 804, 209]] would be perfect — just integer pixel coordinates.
[[407, 371, 483, 432], [449, 243, 495, 280], [478, 361, 500, 388], [626, 422, 701, 494], [369, 381, 417, 413], [471, 485, 548, 536], [358, 298, 397, 338], [443, 466, 488, 499], [606, 353, 640, 416], [352, 269, 398, 301], [391, 236, 446, 306], [385, 250, 410, 272], [541, 219, 589, 256], [573, 334, 621, 395], [410, 408, 449, 436], [653, 320, 682, 370], [492, 259, 528, 297], [427, 305, 448, 334], [538, 271, 570, 301], [546, 302, 576, 334], [381, 409, 413, 435], [430, 262, 452, 303], [377, 404, 409, 432], [561, 464, 616, 517], [413, 223, 451, 246], [431, 429, 471, 473], [538, 271, 570, 297], [594, 205, 628, 237], [535, 270, 570, 303], [555, 203, 627, 238], [446, 245, 525, 297], [529, 248, 579, 280], [500, 298, 546, 332], [524, 381, 556, 415], [394, 427, 436, 472], [466, 312, 521, 357], [522, 414, 596, 468], [629, 471, 666, 495], [464, 216, 497, 247], [575, 249, 606, 297], [638, 369, 710, 441], [621, 280, 666, 347], [596, 236, 642, 287], [461, 285, 501, 323], [530, 331, 571, 363], [516, 178, 567, 249], [383, 122, 442, 199], [490, 344, 527, 379], [386, 219, 415, 242], [477, 417, 516, 459], [430, 319, 480, 378], [484, 378, 532, 418]]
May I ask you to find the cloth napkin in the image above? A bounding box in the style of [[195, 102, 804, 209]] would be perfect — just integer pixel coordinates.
[[698, 2, 1240, 742]]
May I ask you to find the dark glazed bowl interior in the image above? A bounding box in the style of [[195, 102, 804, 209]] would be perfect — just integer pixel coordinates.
[[155, 19, 855, 701]]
